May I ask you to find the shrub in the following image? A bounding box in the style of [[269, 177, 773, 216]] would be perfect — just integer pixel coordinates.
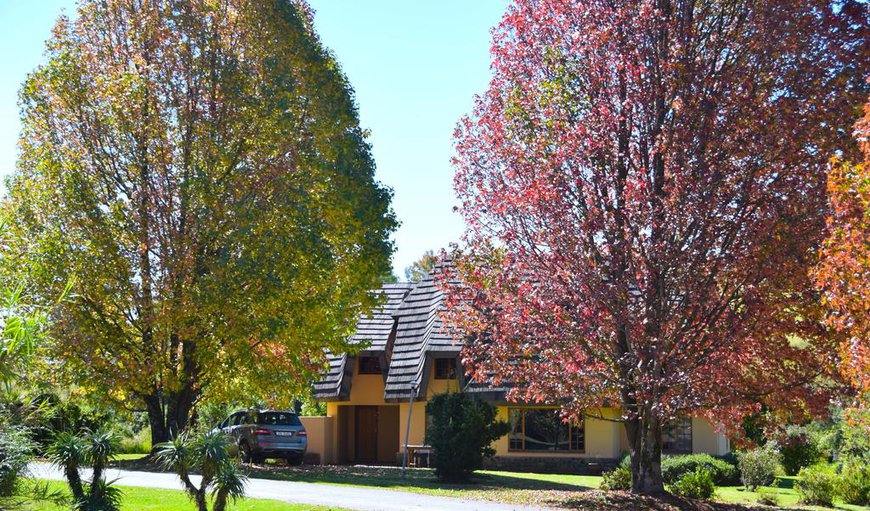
[[837, 463, 870, 506], [119, 428, 151, 454], [737, 444, 780, 490], [425, 392, 510, 482], [779, 427, 819, 476], [756, 488, 781, 507], [0, 425, 32, 498], [668, 468, 716, 499], [155, 431, 247, 511], [661, 454, 739, 486], [47, 429, 123, 511], [600, 465, 632, 491], [795, 465, 836, 507]]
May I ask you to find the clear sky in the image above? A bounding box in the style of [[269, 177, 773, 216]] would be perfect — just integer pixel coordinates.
[[0, 0, 508, 277]]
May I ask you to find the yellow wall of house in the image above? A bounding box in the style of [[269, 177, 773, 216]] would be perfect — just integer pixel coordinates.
[[692, 417, 729, 456], [615, 417, 729, 457], [348, 374, 387, 405], [491, 407, 623, 459], [319, 359, 729, 464], [397, 367, 464, 451], [300, 416, 333, 465]]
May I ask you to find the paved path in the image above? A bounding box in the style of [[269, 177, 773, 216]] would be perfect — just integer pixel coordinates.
[[30, 463, 555, 511]]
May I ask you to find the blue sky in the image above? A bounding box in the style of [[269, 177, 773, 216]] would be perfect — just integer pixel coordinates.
[[0, 0, 508, 276]]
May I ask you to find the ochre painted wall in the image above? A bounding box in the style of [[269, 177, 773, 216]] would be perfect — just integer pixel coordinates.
[[692, 417, 729, 456], [318, 359, 730, 464], [491, 407, 623, 459], [300, 416, 333, 464]]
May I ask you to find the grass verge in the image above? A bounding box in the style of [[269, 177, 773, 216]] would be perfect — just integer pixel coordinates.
[[23, 480, 350, 511]]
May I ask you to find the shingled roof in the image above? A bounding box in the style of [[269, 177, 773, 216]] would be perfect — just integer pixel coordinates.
[[312, 283, 413, 400], [314, 265, 469, 402]]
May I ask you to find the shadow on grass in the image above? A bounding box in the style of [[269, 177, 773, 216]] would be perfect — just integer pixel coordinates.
[[245, 463, 596, 493]]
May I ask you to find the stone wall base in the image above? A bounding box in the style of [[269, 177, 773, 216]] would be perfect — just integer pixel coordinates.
[[483, 456, 619, 475]]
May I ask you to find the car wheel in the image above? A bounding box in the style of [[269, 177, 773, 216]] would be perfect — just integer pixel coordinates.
[[252, 454, 266, 464], [239, 442, 253, 464], [286, 454, 303, 466]]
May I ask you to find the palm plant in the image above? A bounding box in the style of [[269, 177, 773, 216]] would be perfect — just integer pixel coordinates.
[[47, 429, 122, 511], [154, 431, 247, 511]]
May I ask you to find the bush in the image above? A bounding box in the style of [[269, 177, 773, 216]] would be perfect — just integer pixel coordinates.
[[779, 427, 819, 476], [425, 392, 510, 482], [600, 465, 632, 491], [661, 454, 739, 486], [155, 431, 247, 511], [737, 444, 780, 490], [669, 468, 716, 499], [795, 465, 836, 507], [119, 428, 151, 454], [47, 429, 123, 511], [0, 425, 33, 498], [837, 463, 870, 506], [756, 488, 781, 507]]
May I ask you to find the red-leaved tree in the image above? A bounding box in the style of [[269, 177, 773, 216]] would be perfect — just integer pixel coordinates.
[[448, 0, 868, 493], [816, 96, 870, 406]]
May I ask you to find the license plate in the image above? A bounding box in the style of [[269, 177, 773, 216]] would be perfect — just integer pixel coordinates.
[[275, 431, 293, 437]]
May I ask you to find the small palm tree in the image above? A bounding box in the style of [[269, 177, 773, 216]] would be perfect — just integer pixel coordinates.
[[47, 429, 122, 511], [154, 431, 247, 511]]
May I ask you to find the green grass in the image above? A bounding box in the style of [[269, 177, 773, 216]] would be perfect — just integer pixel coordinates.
[[716, 482, 867, 511], [25, 480, 350, 511], [113, 453, 149, 461], [99, 460, 870, 510]]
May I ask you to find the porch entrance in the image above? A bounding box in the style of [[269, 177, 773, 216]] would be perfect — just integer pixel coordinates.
[[337, 405, 400, 464], [355, 406, 379, 462]]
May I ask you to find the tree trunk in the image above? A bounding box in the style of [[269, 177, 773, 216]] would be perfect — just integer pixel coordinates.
[[144, 387, 199, 448], [624, 409, 665, 494]]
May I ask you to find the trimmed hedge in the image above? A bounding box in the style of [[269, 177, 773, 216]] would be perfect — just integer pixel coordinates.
[[661, 454, 739, 486]]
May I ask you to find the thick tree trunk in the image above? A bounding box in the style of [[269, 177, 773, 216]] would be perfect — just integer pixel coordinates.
[[624, 409, 665, 494], [144, 387, 199, 448]]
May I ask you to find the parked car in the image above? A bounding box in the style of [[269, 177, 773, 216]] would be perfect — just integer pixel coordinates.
[[215, 409, 307, 465]]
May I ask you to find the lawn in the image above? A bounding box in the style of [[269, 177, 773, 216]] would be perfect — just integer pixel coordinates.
[[105, 458, 870, 510], [24, 480, 350, 511]]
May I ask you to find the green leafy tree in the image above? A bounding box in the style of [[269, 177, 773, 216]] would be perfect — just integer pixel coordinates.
[[5, 0, 396, 445], [404, 250, 438, 282], [425, 392, 510, 482]]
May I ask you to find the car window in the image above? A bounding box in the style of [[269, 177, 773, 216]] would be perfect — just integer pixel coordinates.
[[256, 412, 302, 426], [218, 417, 229, 429], [231, 413, 245, 426]]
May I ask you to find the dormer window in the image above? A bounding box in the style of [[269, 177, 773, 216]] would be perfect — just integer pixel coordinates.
[[434, 358, 457, 379], [359, 356, 381, 374]]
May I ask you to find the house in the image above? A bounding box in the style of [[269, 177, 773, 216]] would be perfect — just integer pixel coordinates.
[[307, 267, 729, 471]]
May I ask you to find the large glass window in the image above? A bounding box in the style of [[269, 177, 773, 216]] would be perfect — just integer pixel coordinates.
[[508, 408, 584, 452], [662, 417, 692, 454]]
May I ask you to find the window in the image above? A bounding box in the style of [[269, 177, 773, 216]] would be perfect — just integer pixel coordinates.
[[509, 408, 584, 452], [359, 356, 381, 374], [256, 412, 302, 426], [230, 412, 248, 426], [662, 417, 692, 454], [434, 358, 456, 379]]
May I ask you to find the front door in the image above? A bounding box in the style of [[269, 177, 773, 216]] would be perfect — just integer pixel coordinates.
[[355, 406, 378, 462]]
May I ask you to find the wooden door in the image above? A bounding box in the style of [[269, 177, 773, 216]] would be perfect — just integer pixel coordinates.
[[355, 406, 378, 462]]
